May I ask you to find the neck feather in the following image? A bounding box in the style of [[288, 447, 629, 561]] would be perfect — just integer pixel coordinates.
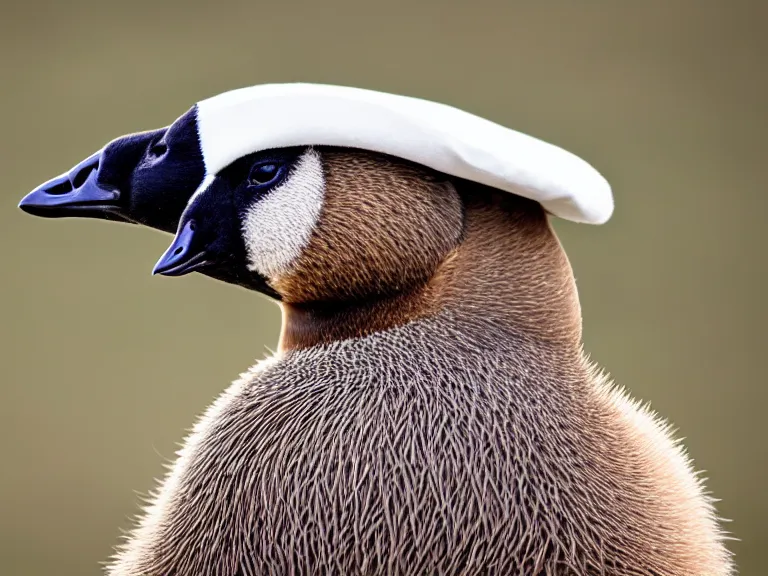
[[279, 190, 582, 354]]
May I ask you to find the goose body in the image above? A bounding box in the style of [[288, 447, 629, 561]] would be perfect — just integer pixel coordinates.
[[113, 319, 726, 575], [18, 85, 733, 575]]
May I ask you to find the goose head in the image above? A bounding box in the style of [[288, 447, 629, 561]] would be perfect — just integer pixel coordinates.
[[19, 83, 613, 298], [152, 145, 464, 303], [18, 107, 204, 233]]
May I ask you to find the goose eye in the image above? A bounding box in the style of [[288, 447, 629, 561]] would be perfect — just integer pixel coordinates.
[[248, 162, 282, 187]]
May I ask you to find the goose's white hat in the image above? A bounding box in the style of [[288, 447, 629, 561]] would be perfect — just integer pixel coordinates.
[[195, 83, 613, 225]]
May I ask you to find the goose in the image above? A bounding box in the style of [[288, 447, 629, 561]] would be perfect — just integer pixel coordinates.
[[19, 83, 733, 575]]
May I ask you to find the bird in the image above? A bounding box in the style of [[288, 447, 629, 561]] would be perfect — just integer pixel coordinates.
[[19, 84, 733, 575]]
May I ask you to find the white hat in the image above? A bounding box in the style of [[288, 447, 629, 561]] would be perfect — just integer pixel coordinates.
[[195, 83, 613, 225]]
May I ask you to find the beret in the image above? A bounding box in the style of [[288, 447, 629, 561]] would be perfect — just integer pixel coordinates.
[[195, 83, 613, 224]]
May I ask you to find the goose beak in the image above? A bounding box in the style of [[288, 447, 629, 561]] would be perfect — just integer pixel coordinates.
[[18, 150, 128, 222], [152, 220, 209, 277], [17, 107, 203, 235]]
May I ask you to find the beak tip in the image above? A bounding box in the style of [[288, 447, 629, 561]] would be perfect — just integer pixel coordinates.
[[18, 190, 39, 212], [151, 257, 170, 277], [151, 219, 207, 278]]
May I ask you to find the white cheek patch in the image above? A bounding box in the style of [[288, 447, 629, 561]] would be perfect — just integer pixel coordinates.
[[241, 148, 325, 278]]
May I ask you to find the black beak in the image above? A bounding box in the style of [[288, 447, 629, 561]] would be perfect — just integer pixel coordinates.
[[152, 220, 210, 277], [18, 150, 128, 222], [18, 107, 204, 235]]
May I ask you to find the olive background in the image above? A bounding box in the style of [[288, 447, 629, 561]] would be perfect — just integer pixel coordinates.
[[2, 1, 765, 574]]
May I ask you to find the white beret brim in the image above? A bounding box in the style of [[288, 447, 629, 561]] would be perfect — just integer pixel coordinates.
[[195, 83, 613, 225]]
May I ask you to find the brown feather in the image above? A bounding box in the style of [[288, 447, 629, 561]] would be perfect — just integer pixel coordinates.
[[108, 149, 733, 576]]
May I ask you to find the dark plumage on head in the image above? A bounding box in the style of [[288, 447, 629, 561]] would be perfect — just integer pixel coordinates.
[[152, 146, 464, 305]]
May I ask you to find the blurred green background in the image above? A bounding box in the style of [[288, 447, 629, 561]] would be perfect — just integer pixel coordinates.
[[2, 1, 765, 574]]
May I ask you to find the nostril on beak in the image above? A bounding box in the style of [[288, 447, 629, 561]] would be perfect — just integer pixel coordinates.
[[71, 158, 99, 189], [45, 178, 74, 196], [18, 150, 116, 217], [151, 219, 202, 277]]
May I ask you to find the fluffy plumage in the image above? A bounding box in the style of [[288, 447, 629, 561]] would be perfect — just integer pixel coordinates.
[[110, 152, 732, 575], [113, 322, 731, 575]]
